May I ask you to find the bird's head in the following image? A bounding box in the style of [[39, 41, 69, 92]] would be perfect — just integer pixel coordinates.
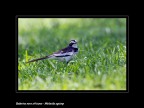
[[69, 40, 78, 48]]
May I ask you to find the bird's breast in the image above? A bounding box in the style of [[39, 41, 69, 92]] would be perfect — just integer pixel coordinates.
[[74, 48, 78, 53]]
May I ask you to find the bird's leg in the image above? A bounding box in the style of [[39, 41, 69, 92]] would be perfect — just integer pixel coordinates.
[[66, 61, 69, 65]]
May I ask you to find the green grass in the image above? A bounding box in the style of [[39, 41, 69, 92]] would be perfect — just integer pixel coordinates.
[[18, 18, 126, 90]]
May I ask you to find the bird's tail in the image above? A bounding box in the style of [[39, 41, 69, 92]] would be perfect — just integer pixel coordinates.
[[26, 55, 54, 63]]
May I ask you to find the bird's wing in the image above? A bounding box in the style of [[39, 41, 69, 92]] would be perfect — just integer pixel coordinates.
[[53, 46, 74, 57]]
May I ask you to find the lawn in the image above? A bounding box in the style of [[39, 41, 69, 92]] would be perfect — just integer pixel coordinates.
[[18, 18, 126, 90]]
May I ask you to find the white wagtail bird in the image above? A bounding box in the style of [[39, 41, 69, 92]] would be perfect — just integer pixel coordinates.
[[27, 40, 78, 64]]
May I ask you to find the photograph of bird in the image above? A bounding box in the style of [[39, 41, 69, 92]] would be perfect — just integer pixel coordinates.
[[26, 40, 78, 64]]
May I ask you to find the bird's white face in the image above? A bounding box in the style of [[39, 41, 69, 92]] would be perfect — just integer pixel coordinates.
[[70, 40, 78, 48], [72, 43, 77, 48]]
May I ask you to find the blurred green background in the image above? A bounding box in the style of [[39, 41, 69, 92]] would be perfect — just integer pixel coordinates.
[[18, 18, 126, 90]]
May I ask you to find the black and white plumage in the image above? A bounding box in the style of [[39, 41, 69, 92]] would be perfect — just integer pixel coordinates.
[[27, 40, 78, 64]]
